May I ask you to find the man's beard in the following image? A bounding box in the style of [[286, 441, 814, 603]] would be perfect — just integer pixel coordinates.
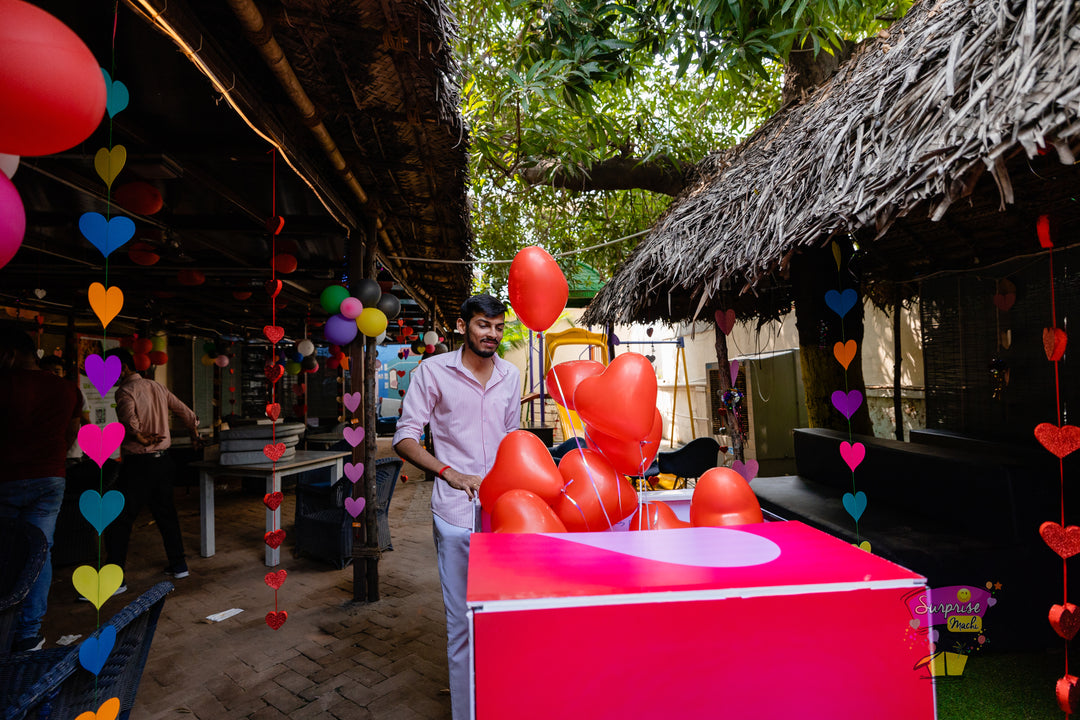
[[467, 333, 496, 358]]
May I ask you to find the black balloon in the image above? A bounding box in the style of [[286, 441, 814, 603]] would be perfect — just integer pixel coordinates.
[[301, 355, 318, 371], [434, 343, 448, 354], [376, 293, 401, 320], [355, 278, 382, 307]]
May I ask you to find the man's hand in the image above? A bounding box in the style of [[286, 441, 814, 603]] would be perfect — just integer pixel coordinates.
[[442, 468, 482, 500], [136, 431, 165, 446]]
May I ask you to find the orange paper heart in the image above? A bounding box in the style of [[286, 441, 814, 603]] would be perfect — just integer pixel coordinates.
[[264, 569, 287, 589], [88, 283, 124, 328], [265, 610, 288, 630], [1040, 521, 1080, 559], [1050, 603, 1080, 640], [264, 529, 286, 549], [1035, 423, 1080, 459], [1043, 327, 1068, 361], [263, 492, 283, 511], [75, 697, 120, 720], [833, 340, 857, 370]]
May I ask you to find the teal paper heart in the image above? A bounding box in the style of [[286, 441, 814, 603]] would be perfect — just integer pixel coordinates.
[[842, 491, 867, 522], [79, 489, 125, 534], [101, 68, 129, 118]]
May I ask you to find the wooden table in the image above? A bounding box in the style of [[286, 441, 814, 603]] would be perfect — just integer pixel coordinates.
[[189, 450, 351, 566]]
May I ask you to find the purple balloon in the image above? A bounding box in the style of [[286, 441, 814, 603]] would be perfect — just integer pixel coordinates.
[[324, 313, 358, 346]]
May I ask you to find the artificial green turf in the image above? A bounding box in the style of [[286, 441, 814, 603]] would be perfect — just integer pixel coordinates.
[[935, 649, 1065, 719]]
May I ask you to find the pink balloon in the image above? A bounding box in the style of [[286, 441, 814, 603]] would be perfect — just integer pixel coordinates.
[[213, 355, 230, 368], [0, 172, 25, 270], [339, 296, 363, 319]]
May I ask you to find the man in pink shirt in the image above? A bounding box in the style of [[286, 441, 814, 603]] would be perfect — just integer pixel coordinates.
[[394, 294, 520, 720], [104, 348, 200, 587]]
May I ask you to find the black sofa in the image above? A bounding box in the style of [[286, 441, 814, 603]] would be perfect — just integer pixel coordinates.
[[751, 427, 1066, 649]]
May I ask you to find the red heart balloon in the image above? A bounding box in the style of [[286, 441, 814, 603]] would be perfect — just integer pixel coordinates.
[[1035, 423, 1080, 458], [263, 325, 285, 344], [265, 610, 288, 630], [574, 353, 657, 441], [553, 448, 637, 532], [628, 501, 690, 531], [491, 489, 567, 533], [1040, 522, 1080, 559], [263, 443, 286, 462], [264, 529, 286, 549], [507, 246, 569, 332], [263, 492, 284, 511], [265, 363, 285, 383], [545, 360, 604, 410], [690, 467, 763, 527], [264, 569, 287, 589], [264, 279, 282, 298], [479, 430, 564, 512], [585, 409, 662, 476], [265, 403, 281, 420], [1051, 603, 1080, 640]]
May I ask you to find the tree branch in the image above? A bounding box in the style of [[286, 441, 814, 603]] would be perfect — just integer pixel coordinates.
[[519, 156, 693, 196]]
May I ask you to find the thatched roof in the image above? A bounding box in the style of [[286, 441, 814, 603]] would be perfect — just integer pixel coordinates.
[[3, 0, 471, 336], [583, 0, 1080, 327]]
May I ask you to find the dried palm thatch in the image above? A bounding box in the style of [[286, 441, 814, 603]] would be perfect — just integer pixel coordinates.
[[583, 0, 1080, 327]]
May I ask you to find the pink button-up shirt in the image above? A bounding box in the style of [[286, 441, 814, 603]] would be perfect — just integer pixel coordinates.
[[115, 373, 199, 455], [393, 347, 520, 528]]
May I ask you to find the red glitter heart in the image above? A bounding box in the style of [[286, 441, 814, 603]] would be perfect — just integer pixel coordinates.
[[263, 443, 286, 462], [1040, 522, 1080, 559], [265, 403, 281, 420], [396, 370, 405, 378], [1058, 674, 1080, 714], [1034, 423, 1080, 459], [1050, 603, 1080, 640], [263, 325, 285, 344], [264, 279, 282, 298], [1038, 214, 1053, 249], [265, 610, 288, 630], [1043, 327, 1068, 361], [263, 492, 283, 511], [264, 529, 286, 549], [264, 363, 284, 383], [264, 569, 287, 590], [265, 215, 285, 235]]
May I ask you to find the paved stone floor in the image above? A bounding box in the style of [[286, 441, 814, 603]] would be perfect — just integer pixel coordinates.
[[41, 439, 452, 719]]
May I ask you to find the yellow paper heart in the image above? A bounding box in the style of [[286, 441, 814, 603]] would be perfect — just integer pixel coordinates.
[[75, 697, 120, 720], [94, 145, 127, 187], [857, 541, 872, 553], [88, 283, 124, 328], [832, 241, 842, 270], [72, 564, 124, 609]]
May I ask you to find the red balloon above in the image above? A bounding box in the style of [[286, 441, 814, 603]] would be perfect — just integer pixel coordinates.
[[491, 489, 567, 533], [479, 430, 564, 513], [554, 448, 637, 532], [508, 246, 568, 333], [0, 0, 107, 156], [574, 352, 658, 442], [585, 408, 663, 476], [545, 360, 604, 410], [690, 467, 764, 527]]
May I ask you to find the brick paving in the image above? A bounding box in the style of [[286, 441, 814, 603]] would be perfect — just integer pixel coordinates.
[[41, 439, 453, 719]]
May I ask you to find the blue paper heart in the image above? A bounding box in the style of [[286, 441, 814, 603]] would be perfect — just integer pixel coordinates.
[[824, 288, 858, 318], [79, 490, 125, 534], [79, 625, 116, 675], [842, 491, 867, 522], [101, 68, 129, 118], [78, 212, 135, 257]]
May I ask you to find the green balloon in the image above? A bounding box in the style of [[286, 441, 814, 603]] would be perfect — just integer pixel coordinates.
[[320, 285, 351, 314], [285, 361, 303, 375]]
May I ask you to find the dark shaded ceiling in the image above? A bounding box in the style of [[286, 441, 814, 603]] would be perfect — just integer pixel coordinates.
[[1, 0, 473, 340]]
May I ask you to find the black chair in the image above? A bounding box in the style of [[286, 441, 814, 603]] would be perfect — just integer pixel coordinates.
[[295, 457, 404, 567], [549, 437, 586, 463], [0, 520, 48, 656], [656, 437, 721, 489], [0, 581, 173, 720]]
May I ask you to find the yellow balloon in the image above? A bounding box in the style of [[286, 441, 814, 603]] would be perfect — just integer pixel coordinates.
[[151, 334, 168, 352], [200, 354, 214, 366], [356, 307, 388, 337]]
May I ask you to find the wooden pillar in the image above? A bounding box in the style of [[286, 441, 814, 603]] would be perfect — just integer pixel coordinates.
[[712, 314, 743, 462], [893, 286, 904, 441]]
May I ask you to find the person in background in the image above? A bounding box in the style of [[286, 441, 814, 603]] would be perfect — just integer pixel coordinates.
[[103, 348, 200, 586], [393, 294, 520, 720], [39, 355, 90, 465], [0, 328, 82, 651]]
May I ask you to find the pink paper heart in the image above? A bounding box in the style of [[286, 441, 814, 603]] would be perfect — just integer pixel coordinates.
[[343, 392, 362, 413], [714, 308, 736, 335], [345, 496, 366, 518], [78, 423, 125, 467], [343, 426, 365, 447], [728, 360, 739, 387], [732, 459, 758, 482], [840, 441, 866, 471], [344, 462, 364, 483]]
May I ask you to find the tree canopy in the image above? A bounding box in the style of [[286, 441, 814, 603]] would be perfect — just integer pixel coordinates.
[[454, 0, 910, 293]]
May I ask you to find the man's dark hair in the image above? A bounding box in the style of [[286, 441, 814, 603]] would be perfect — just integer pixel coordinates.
[[104, 347, 136, 372], [38, 356, 64, 372], [460, 294, 507, 323], [0, 327, 36, 356]]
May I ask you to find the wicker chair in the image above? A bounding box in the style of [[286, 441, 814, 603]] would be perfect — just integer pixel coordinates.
[[295, 457, 403, 567], [0, 520, 48, 656], [0, 581, 173, 720]]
